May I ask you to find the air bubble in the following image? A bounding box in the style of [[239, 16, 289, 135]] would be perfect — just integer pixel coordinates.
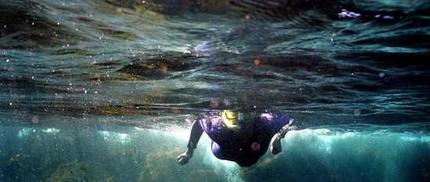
[[353, 109, 361, 116]]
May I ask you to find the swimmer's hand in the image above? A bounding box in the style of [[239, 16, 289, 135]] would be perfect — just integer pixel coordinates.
[[177, 149, 193, 165], [272, 119, 296, 155], [271, 134, 282, 155]]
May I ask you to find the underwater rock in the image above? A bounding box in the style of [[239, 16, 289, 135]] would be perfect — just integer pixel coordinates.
[[138, 146, 223, 182], [47, 162, 113, 182], [117, 54, 198, 79], [118, 62, 169, 79], [0, 2, 83, 49]]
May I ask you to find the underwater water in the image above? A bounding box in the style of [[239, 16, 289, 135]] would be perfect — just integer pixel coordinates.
[[0, 0, 430, 181]]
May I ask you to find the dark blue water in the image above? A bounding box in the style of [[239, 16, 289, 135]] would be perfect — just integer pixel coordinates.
[[0, 0, 429, 181]]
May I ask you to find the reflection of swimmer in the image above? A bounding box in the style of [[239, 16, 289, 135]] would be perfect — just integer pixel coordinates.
[[177, 110, 294, 167]]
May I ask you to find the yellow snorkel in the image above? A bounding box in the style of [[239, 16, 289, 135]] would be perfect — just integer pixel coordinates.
[[221, 110, 247, 128], [221, 110, 239, 128]]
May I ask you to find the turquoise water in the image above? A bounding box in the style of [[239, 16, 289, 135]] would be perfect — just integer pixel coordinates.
[[1, 0, 430, 181], [1, 115, 429, 181]]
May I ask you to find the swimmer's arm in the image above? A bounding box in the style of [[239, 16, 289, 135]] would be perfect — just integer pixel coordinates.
[[271, 117, 294, 155], [177, 120, 203, 165], [278, 118, 295, 138], [186, 120, 204, 155]]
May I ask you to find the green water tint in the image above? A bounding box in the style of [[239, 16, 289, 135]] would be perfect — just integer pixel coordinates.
[[1, 124, 429, 182]]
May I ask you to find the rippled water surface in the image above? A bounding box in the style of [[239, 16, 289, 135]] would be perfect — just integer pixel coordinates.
[[0, 0, 429, 181]]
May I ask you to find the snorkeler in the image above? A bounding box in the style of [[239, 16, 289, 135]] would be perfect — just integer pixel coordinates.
[[177, 110, 294, 167]]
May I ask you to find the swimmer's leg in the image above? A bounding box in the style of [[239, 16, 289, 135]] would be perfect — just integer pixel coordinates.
[[211, 142, 226, 160], [271, 119, 294, 155]]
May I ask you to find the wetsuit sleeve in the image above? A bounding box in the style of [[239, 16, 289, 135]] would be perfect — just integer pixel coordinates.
[[187, 120, 204, 149], [253, 113, 291, 143]]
